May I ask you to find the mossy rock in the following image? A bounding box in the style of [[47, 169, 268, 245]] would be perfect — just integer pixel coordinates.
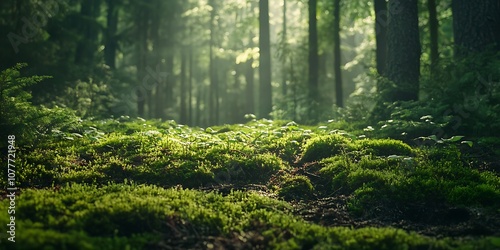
[[278, 175, 315, 201], [301, 134, 352, 162]]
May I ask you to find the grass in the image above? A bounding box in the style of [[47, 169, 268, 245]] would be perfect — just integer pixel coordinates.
[[1, 117, 499, 249]]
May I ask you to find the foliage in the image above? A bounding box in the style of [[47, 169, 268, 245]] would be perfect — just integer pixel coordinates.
[[1, 182, 494, 249], [1, 115, 499, 248], [0, 64, 81, 147]]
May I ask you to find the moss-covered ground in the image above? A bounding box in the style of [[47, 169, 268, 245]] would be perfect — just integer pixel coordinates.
[[1, 117, 499, 249]]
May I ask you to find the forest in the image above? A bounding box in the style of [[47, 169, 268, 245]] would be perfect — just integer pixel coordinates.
[[0, 0, 500, 249]]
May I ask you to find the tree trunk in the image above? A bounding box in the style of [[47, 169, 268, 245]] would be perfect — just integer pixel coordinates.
[[245, 54, 255, 116], [333, 0, 343, 108], [135, 4, 148, 117], [308, 0, 319, 102], [75, 0, 100, 65], [385, 0, 421, 102], [188, 45, 193, 126], [374, 0, 388, 76], [105, 0, 118, 70], [180, 50, 187, 124], [452, 0, 500, 57], [428, 0, 439, 72], [282, 0, 287, 97], [209, 0, 218, 125], [259, 0, 272, 118]]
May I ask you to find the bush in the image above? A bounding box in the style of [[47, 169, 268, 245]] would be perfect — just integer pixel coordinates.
[[0, 63, 81, 147]]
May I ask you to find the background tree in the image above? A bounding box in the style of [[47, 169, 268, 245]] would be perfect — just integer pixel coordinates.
[[308, 0, 319, 111], [374, 0, 387, 76], [427, 0, 439, 72], [384, 0, 421, 102], [333, 0, 342, 108], [259, 0, 272, 118], [452, 0, 500, 57]]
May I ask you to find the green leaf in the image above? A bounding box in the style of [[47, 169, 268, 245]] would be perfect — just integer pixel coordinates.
[[447, 136, 464, 142], [461, 141, 473, 147]]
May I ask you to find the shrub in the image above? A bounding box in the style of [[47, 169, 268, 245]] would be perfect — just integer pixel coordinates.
[[0, 63, 81, 147]]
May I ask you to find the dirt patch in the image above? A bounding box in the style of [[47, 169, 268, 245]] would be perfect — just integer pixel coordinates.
[[291, 195, 500, 238]]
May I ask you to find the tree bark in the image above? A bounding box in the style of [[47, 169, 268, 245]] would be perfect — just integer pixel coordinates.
[[259, 0, 272, 118], [75, 0, 100, 65], [333, 0, 343, 108], [105, 0, 118, 70], [135, 3, 148, 117], [452, 0, 500, 57], [180, 50, 187, 124], [209, 0, 218, 124], [245, 52, 255, 116], [385, 0, 421, 102], [374, 0, 388, 76], [428, 0, 439, 72], [308, 0, 319, 101], [282, 0, 287, 97]]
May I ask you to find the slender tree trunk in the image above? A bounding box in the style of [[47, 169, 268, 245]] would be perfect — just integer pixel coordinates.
[[452, 0, 500, 57], [385, 0, 420, 102], [209, 0, 218, 124], [105, 0, 118, 70], [374, 0, 388, 76], [148, 0, 161, 119], [195, 83, 201, 126], [333, 0, 343, 108], [428, 0, 439, 72], [245, 54, 255, 116], [282, 0, 287, 97], [259, 0, 272, 118], [135, 5, 148, 117], [188, 46, 193, 126], [180, 50, 187, 124], [308, 0, 319, 102]]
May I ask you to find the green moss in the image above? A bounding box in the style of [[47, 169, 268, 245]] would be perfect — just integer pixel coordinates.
[[278, 175, 315, 201], [301, 134, 352, 162], [354, 139, 415, 156]]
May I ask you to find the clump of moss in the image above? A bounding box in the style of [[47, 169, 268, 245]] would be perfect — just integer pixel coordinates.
[[278, 175, 315, 201], [353, 139, 415, 156], [301, 134, 352, 162]]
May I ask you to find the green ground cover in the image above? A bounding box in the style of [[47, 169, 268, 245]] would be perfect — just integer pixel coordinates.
[[1, 117, 499, 249]]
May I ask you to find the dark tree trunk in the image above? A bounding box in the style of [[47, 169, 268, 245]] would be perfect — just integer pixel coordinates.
[[259, 0, 272, 118], [385, 0, 421, 102], [428, 0, 439, 72], [135, 4, 149, 117], [374, 0, 388, 76], [452, 0, 500, 57], [333, 0, 343, 108], [308, 0, 319, 101], [105, 0, 118, 70], [75, 0, 100, 65]]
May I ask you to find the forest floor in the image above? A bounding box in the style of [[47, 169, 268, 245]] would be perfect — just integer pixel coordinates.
[[1, 117, 500, 249]]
